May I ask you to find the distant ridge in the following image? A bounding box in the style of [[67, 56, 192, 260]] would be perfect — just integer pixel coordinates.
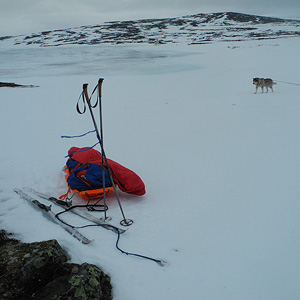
[[185, 12, 299, 24], [132, 11, 299, 24], [1, 12, 300, 47]]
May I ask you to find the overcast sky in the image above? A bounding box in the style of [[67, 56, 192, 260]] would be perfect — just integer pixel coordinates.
[[1, 0, 300, 36]]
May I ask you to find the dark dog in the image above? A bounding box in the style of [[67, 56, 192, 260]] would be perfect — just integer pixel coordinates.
[[253, 78, 276, 94]]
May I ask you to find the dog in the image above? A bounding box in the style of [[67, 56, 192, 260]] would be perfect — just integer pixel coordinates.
[[253, 78, 276, 94]]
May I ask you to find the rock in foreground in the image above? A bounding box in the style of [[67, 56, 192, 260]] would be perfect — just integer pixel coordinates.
[[0, 230, 112, 300]]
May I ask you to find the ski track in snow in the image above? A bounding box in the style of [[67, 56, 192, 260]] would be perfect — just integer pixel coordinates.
[[1, 35, 300, 300]]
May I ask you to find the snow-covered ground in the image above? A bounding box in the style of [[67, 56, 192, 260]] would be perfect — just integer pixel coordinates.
[[1, 36, 300, 299]]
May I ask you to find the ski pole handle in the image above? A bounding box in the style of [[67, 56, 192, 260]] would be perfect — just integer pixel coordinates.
[[83, 83, 90, 104], [98, 78, 104, 98]]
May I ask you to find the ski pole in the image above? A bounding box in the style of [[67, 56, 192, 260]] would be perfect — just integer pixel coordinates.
[[97, 78, 107, 221], [97, 78, 104, 143], [83, 84, 133, 226]]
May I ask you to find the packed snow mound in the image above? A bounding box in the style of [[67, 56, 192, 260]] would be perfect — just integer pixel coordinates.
[[1, 12, 300, 47]]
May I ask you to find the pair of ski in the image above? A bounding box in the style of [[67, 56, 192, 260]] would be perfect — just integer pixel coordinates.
[[14, 188, 126, 245]]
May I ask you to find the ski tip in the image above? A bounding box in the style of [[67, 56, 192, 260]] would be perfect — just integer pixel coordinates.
[[82, 238, 94, 245]]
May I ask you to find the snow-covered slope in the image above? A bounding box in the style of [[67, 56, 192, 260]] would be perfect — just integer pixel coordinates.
[[1, 12, 300, 47], [1, 12, 300, 300]]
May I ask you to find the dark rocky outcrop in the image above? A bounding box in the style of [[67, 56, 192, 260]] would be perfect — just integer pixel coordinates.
[[0, 82, 38, 88], [0, 230, 112, 300]]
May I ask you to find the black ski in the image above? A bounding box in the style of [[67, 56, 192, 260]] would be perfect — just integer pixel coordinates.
[[24, 187, 126, 234], [14, 188, 92, 244]]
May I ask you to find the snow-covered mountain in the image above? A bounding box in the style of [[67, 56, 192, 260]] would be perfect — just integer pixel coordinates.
[[1, 12, 300, 47]]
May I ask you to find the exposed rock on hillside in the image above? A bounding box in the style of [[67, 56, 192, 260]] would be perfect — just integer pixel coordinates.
[[1, 12, 300, 47]]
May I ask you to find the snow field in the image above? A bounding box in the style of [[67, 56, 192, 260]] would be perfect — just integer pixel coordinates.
[[1, 37, 300, 299]]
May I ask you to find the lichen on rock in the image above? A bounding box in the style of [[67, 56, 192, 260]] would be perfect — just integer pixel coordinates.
[[0, 230, 112, 300]]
